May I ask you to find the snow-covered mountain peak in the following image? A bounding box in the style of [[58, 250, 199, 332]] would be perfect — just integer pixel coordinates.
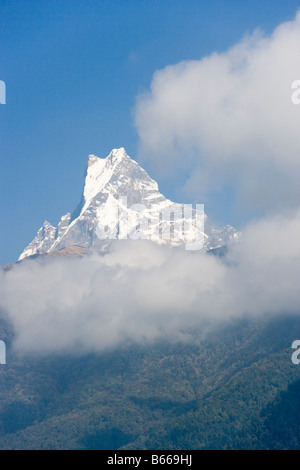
[[19, 147, 238, 261], [83, 148, 158, 210], [107, 147, 129, 164]]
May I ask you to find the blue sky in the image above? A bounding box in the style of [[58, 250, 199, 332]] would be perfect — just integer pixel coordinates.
[[1, 0, 300, 265]]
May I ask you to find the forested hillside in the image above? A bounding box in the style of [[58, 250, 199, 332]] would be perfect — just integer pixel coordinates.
[[0, 314, 300, 449]]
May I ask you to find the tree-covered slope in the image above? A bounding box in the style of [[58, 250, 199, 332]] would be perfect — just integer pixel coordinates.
[[0, 315, 300, 449]]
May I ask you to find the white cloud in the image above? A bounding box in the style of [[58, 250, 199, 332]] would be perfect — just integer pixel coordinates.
[[135, 11, 300, 213], [1, 209, 300, 353]]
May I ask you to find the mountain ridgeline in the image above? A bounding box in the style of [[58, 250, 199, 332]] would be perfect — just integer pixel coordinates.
[[19, 148, 237, 260]]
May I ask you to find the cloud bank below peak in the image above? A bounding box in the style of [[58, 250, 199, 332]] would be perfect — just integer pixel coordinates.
[[135, 10, 300, 213], [1, 209, 300, 354]]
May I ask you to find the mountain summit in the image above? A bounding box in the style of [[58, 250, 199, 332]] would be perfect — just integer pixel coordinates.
[[19, 148, 237, 260]]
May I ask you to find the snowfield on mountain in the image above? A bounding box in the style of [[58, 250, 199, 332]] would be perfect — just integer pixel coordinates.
[[19, 148, 238, 260]]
